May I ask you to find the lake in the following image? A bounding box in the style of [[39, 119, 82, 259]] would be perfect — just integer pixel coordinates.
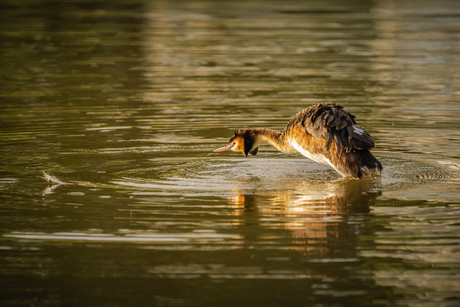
[[1, 0, 459, 306]]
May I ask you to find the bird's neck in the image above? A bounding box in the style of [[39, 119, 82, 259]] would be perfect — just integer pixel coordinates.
[[250, 128, 292, 153]]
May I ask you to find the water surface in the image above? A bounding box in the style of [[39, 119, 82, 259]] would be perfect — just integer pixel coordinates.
[[1, 0, 460, 306]]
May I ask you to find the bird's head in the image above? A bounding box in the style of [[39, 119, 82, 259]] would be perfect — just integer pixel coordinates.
[[213, 129, 258, 157]]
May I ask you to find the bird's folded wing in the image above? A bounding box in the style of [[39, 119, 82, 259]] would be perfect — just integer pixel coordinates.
[[301, 103, 375, 152]]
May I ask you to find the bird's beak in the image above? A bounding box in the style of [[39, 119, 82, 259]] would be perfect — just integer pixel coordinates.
[[213, 145, 232, 152]]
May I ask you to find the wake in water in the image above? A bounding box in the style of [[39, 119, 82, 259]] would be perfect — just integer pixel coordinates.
[[40, 154, 460, 201]]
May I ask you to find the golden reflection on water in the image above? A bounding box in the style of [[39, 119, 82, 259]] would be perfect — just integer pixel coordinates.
[[1, 0, 460, 305], [225, 177, 381, 256]]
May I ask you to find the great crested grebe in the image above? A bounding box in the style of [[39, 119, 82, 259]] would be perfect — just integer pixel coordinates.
[[213, 102, 382, 178]]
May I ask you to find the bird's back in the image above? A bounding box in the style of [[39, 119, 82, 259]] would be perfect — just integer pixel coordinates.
[[283, 103, 382, 178]]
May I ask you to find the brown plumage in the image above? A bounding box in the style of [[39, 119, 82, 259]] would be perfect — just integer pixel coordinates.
[[214, 102, 382, 178]]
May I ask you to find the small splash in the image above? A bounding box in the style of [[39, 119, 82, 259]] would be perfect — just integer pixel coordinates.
[[42, 171, 76, 195], [42, 171, 73, 185]]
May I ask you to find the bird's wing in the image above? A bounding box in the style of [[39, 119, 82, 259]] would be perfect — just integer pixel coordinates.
[[301, 103, 375, 152]]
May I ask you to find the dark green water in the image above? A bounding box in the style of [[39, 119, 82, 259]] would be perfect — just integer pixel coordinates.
[[1, 0, 460, 306]]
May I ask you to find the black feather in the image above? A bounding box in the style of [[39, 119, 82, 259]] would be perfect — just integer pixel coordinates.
[[347, 125, 354, 141]]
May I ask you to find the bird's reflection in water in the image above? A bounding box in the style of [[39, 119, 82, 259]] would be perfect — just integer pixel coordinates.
[[224, 178, 382, 256]]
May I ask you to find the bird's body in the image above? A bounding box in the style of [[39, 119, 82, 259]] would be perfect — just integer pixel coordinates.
[[214, 103, 382, 178]]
